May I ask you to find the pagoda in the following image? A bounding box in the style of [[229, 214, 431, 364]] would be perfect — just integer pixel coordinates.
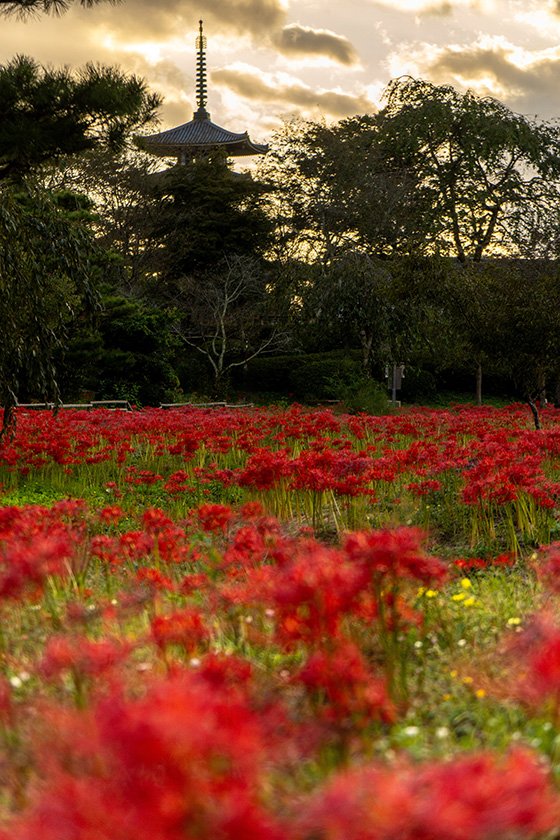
[[141, 21, 268, 165]]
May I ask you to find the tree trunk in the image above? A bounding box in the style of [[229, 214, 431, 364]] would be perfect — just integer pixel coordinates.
[[527, 397, 541, 431], [555, 373, 560, 408], [537, 366, 546, 407], [475, 353, 482, 406], [359, 329, 373, 378]]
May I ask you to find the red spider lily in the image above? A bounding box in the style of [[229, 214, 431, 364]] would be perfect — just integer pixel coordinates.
[[293, 640, 395, 726], [237, 448, 292, 490], [137, 509, 192, 565], [3, 403, 560, 546], [531, 632, 560, 699], [125, 467, 163, 486], [240, 501, 265, 521], [196, 503, 234, 533], [295, 748, 560, 840], [7, 673, 281, 840], [197, 652, 253, 692], [135, 567, 174, 592], [0, 676, 13, 726], [90, 534, 121, 567], [504, 612, 560, 714], [180, 572, 209, 596], [0, 532, 72, 600], [151, 607, 210, 655], [535, 542, 560, 594], [408, 479, 443, 496], [97, 505, 126, 525], [268, 539, 364, 648], [164, 470, 195, 494], [104, 481, 122, 498], [223, 525, 269, 569], [141, 507, 175, 534], [452, 553, 514, 571], [40, 635, 130, 682], [116, 531, 156, 568], [344, 527, 448, 589]]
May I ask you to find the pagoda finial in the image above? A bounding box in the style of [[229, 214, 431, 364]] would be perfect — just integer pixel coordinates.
[[194, 19, 209, 120]]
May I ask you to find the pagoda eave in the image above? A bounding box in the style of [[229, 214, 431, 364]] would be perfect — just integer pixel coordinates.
[[141, 138, 268, 158]]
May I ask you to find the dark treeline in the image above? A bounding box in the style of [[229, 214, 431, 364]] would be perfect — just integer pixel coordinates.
[[3, 52, 560, 430]]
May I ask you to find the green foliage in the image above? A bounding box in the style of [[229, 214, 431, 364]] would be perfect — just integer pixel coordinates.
[[259, 117, 430, 263], [476, 260, 560, 408], [399, 367, 437, 403], [239, 351, 365, 402], [262, 80, 560, 265], [149, 155, 273, 280], [61, 294, 180, 405], [0, 187, 100, 434], [377, 77, 560, 262], [299, 253, 409, 374], [290, 357, 362, 402], [336, 378, 392, 415], [0, 55, 161, 183], [237, 354, 304, 393]]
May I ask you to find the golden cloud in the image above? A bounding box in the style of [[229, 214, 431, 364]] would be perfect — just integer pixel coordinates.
[[369, 0, 474, 13], [65, 0, 288, 42], [401, 38, 560, 117], [273, 24, 358, 64], [212, 65, 374, 117], [418, 1, 454, 15]]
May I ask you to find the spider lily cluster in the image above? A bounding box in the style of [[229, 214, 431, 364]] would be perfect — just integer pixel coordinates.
[[0, 404, 560, 837], [2, 402, 560, 549]]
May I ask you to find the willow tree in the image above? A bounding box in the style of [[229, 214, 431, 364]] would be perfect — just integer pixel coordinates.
[[0, 51, 161, 434], [0, 189, 100, 436]]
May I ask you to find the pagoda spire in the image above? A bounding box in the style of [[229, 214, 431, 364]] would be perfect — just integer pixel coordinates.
[[139, 19, 268, 162], [194, 19, 209, 120]]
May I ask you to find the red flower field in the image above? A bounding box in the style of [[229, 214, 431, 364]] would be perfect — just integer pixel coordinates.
[[0, 403, 560, 838]]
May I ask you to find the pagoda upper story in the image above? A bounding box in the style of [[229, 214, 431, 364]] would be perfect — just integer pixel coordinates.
[[141, 21, 268, 164]]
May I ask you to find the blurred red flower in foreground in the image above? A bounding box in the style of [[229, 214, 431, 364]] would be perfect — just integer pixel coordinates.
[[296, 748, 560, 840], [8, 672, 280, 840]]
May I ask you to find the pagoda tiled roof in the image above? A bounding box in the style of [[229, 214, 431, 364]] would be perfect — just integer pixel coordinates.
[[141, 112, 268, 158]]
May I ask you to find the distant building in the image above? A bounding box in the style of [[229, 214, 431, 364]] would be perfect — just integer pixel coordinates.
[[141, 20, 268, 165]]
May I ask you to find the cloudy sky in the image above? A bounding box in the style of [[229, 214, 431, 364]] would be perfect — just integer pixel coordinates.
[[2, 0, 560, 149]]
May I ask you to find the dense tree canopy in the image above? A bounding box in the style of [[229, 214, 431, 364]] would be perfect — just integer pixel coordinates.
[[0, 188, 100, 435], [375, 77, 560, 262], [149, 154, 273, 280], [262, 79, 560, 266], [0, 19, 162, 424], [259, 118, 430, 263], [0, 55, 161, 183]]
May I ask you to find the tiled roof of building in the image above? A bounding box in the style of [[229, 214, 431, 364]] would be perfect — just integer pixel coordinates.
[[141, 112, 268, 158]]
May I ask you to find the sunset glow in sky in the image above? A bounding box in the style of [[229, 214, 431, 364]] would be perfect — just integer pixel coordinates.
[[2, 0, 560, 148]]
